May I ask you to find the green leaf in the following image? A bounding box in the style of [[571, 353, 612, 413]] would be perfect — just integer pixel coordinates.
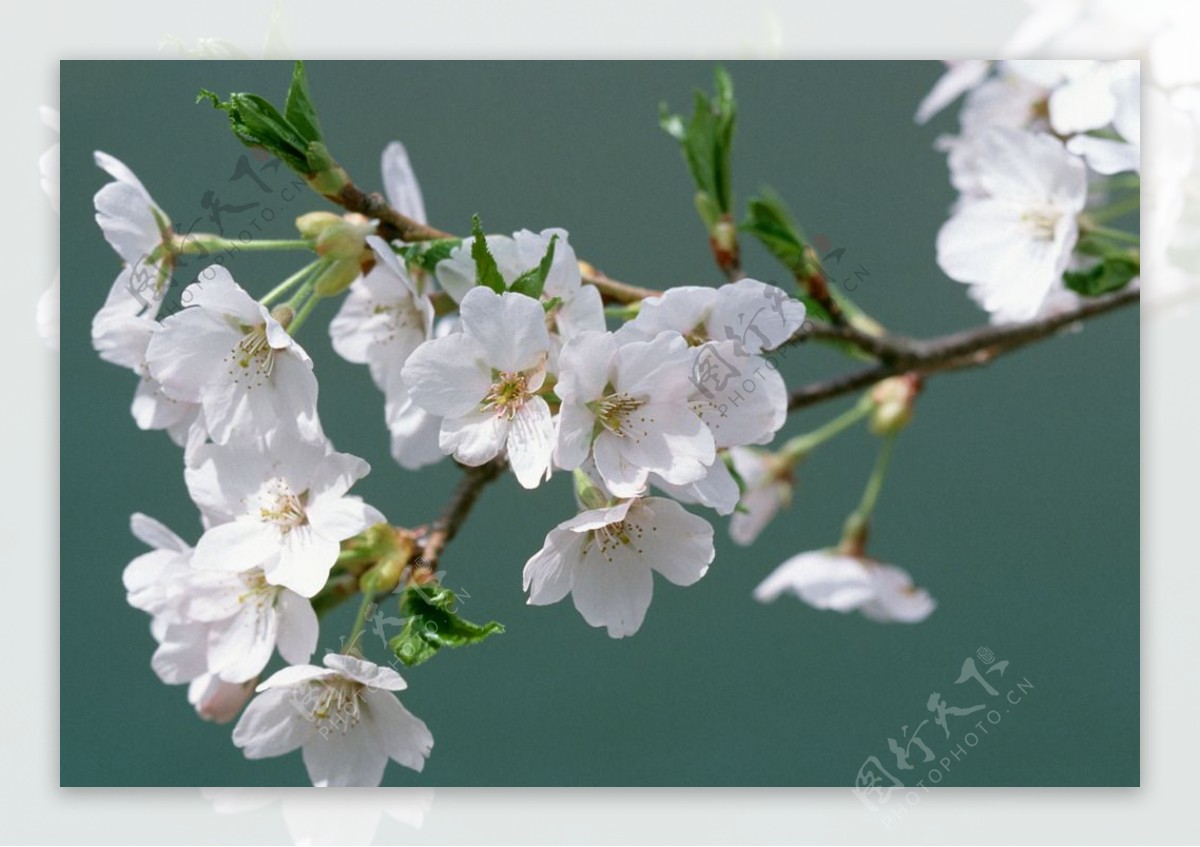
[[508, 234, 558, 299], [284, 61, 323, 144], [470, 215, 507, 294], [198, 89, 310, 172], [199, 62, 331, 178], [387, 582, 505, 667], [660, 67, 737, 218], [1063, 255, 1140, 296], [397, 238, 463, 274], [742, 191, 810, 272]]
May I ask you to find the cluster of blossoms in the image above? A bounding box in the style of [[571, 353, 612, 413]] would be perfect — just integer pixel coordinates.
[[94, 148, 431, 786], [85, 59, 1139, 785], [920, 60, 1142, 323], [89, 141, 851, 785]]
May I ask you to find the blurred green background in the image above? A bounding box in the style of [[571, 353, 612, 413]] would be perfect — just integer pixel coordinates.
[[60, 61, 1138, 787]]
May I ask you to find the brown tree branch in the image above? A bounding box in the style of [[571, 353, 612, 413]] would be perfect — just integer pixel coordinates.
[[787, 285, 1140, 410], [414, 458, 507, 569]]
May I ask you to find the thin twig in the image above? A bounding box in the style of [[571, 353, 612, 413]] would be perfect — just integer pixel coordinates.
[[416, 458, 507, 568]]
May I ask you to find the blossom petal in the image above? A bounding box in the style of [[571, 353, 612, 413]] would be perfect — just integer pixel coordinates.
[[264, 528, 340, 598], [324, 654, 408, 691], [401, 334, 492, 418], [381, 141, 427, 225], [364, 688, 433, 773], [276, 591, 319, 665], [753, 551, 875, 612], [130, 512, 190, 552], [208, 601, 279, 683], [307, 495, 385, 543], [635, 498, 714, 587], [302, 722, 389, 788], [458, 287, 550, 374], [439, 410, 507, 467], [523, 527, 584, 606], [506, 396, 554, 489], [570, 537, 654, 638], [233, 687, 317, 759], [192, 520, 282, 572]]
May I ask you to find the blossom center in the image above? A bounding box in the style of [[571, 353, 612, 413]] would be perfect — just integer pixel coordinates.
[[371, 301, 417, 341], [1021, 206, 1062, 241], [236, 569, 278, 607], [592, 393, 647, 437], [483, 371, 531, 420], [591, 518, 647, 560], [259, 480, 308, 532], [228, 324, 277, 387], [299, 677, 364, 736]]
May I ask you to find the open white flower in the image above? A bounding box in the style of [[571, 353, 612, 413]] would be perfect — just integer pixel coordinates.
[[619, 278, 806, 353], [329, 236, 442, 470], [232, 653, 433, 787], [329, 236, 434, 387], [92, 306, 201, 446], [91, 151, 176, 330], [936, 128, 1087, 323], [651, 343, 788, 518], [401, 286, 555, 488], [523, 495, 715, 638], [754, 550, 935, 623], [435, 228, 604, 342], [185, 429, 384, 597], [555, 330, 716, 498], [123, 512, 320, 687], [146, 267, 320, 445]]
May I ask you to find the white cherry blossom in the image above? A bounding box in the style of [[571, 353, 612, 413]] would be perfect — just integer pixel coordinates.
[[232, 653, 433, 787], [754, 550, 935, 623], [936, 128, 1088, 323], [435, 228, 604, 342], [146, 267, 320, 445], [618, 277, 806, 353], [123, 512, 320, 688], [401, 286, 555, 488], [185, 429, 384, 597], [91, 151, 178, 370], [329, 236, 433, 386], [554, 330, 716, 498], [523, 495, 715, 638], [329, 237, 443, 470]]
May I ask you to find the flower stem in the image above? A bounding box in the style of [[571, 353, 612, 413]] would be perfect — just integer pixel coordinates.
[[176, 235, 314, 254], [856, 433, 896, 521], [262, 260, 323, 307], [286, 288, 321, 335], [344, 589, 376, 654], [779, 396, 873, 463], [839, 432, 898, 554]]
